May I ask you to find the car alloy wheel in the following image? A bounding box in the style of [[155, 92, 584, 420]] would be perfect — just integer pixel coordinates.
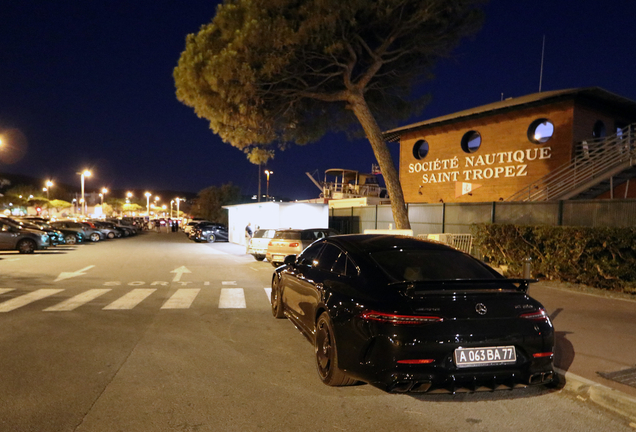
[[107, 232, 115, 239], [271, 276, 285, 319], [64, 234, 77, 245], [17, 239, 36, 254], [207, 234, 216, 243], [90, 233, 100, 242], [315, 312, 357, 386]]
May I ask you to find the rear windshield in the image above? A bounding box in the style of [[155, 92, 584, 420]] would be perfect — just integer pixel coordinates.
[[371, 249, 497, 281], [253, 229, 275, 239], [275, 231, 301, 240]]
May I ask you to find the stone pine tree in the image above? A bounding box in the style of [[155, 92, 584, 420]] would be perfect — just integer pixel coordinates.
[[174, 0, 483, 229]]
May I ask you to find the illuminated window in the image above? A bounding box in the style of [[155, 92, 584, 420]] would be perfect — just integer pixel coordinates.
[[412, 140, 429, 159], [461, 130, 481, 153], [528, 119, 554, 144]]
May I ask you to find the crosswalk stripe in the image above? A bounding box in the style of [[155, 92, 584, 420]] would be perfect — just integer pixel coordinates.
[[218, 288, 246, 308], [161, 289, 201, 309], [44, 289, 112, 312], [103, 289, 156, 310], [0, 289, 64, 313], [0, 289, 15, 295]]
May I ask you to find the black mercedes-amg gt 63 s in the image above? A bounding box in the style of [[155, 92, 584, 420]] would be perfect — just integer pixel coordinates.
[[270, 234, 555, 393]]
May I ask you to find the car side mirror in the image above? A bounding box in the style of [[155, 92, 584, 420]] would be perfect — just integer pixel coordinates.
[[283, 255, 297, 267]]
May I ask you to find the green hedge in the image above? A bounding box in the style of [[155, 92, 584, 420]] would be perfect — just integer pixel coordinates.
[[471, 224, 636, 293]]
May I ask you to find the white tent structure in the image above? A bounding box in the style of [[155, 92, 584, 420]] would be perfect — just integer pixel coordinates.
[[223, 202, 329, 246]]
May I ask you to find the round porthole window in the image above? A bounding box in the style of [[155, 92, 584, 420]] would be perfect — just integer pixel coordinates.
[[461, 130, 481, 153], [593, 120, 606, 138], [528, 119, 554, 144], [412, 139, 429, 160]]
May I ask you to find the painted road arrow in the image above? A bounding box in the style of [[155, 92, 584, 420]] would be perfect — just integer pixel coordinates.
[[54, 265, 95, 282], [170, 266, 191, 282]]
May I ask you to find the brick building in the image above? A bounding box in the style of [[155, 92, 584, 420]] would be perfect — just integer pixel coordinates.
[[383, 88, 636, 203]]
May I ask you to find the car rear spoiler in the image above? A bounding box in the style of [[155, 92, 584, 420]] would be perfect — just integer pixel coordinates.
[[392, 278, 538, 296]]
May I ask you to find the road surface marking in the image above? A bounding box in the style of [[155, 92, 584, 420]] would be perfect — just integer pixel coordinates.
[[44, 289, 112, 311], [264, 288, 272, 304], [0, 289, 15, 295], [54, 265, 95, 282], [170, 266, 191, 282], [222, 281, 236, 285], [0, 289, 64, 312], [103, 289, 156, 310], [161, 289, 201, 309], [218, 288, 246, 308]]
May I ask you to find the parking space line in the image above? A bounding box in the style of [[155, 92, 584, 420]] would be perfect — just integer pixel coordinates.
[[264, 288, 272, 304], [161, 289, 201, 309], [0, 289, 15, 295], [218, 288, 246, 308], [0, 289, 64, 313], [103, 289, 156, 310], [44, 289, 112, 311]]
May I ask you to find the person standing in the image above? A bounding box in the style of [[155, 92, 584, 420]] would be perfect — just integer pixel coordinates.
[[245, 222, 253, 253]]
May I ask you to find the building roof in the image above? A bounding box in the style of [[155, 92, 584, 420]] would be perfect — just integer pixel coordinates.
[[383, 87, 636, 142]]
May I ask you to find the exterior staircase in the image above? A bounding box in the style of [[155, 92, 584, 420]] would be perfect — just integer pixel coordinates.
[[506, 124, 636, 201]]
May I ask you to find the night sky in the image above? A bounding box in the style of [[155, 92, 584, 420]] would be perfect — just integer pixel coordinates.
[[1, 0, 635, 201]]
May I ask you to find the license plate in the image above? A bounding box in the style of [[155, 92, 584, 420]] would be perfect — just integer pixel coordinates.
[[454, 346, 516, 368], [273, 255, 285, 261]]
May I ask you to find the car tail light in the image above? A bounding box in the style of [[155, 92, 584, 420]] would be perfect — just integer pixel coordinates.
[[268, 241, 273, 247], [520, 308, 549, 321], [359, 310, 443, 325], [289, 242, 299, 247], [397, 359, 435, 365], [532, 352, 554, 358]]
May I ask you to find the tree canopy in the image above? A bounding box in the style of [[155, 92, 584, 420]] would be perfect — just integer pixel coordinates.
[[174, 0, 484, 228], [192, 183, 243, 225]]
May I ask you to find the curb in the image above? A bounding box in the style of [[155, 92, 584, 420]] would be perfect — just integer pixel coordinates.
[[557, 368, 636, 424]]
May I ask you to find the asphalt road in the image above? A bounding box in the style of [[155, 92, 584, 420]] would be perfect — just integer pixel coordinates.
[[0, 231, 633, 432]]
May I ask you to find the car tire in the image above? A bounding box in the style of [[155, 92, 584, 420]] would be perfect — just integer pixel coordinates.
[[107, 232, 115, 239], [17, 239, 37, 254], [271, 275, 285, 319], [255, 254, 265, 261], [64, 234, 77, 245], [315, 312, 357, 386], [90, 233, 100, 242], [207, 234, 216, 243]]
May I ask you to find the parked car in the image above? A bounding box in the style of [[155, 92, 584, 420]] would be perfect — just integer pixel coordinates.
[[183, 220, 208, 236], [270, 234, 555, 393], [89, 220, 121, 239], [190, 222, 228, 243], [266, 228, 339, 266], [80, 222, 104, 241], [0, 217, 50, 253], [247, 228, 276, 261], [50, 220, 101, 242], [13, 217, 65, 246]]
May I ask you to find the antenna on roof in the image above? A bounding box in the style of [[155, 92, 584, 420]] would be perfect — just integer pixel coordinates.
[[539, 34, 546, 92]]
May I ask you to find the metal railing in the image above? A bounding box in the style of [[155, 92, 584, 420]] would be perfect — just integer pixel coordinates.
[[506, 124, 636, 201]]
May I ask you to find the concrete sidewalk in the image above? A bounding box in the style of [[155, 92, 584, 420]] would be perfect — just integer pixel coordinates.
[[531, 282, 636, 423]]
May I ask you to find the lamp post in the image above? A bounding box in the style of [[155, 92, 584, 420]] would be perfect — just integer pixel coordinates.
[[265, 170, 273, 201], [44, 180, 53, 200], [170, 200, 174, 219], [176, 198, 182, 220], [72, 198, 77, 214], [78, 170, 91, 216], [100, 188, 108, 207], [145, 192, 151, 217]]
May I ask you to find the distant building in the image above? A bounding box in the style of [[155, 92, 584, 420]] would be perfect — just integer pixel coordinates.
[[384, 87, 636, 203]]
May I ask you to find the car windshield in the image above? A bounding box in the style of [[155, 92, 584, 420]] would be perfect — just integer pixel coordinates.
[[371, 249, 497, 281]]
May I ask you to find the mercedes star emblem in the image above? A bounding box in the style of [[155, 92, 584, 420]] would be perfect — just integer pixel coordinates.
[[475, 303, 487, 315]]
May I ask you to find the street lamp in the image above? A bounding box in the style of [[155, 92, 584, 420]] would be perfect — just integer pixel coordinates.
[[170, 200, 174, 219], [78, 170, 91, 216], [265, 170, 274, 201], [44, 180, 53, 200], [100, 188, 108, 207], [145, 192, 151, 217]]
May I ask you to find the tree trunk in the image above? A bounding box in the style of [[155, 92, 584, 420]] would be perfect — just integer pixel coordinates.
[[349, 94, 411, 230]]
